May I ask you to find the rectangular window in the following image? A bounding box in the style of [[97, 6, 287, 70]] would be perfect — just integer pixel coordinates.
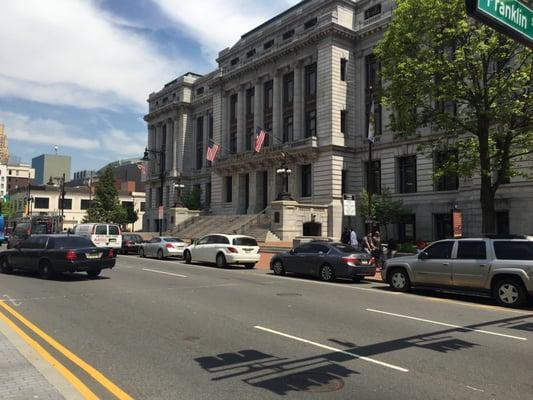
[[301, 164, 312, 197], [205, 182, 211, 207], [283, 115, 293, 143], [398, 214, 416, 242], [246, 49, 256, 58], [264, 80, 273, 111], [196, 87, 204, 95], [365, 54, 382, 136], [140, 202, 146, 212], [80, 199, 92, 210], [496, 211, 510, 234], [366, 160, 381, 194], [494, 241, 533, 260], [283, 72, 294, 105], [304, 109, 316, 138], [364, 4, 382, 20], [305, 63, 317, 99], [122, 201, 134, 209], [457, 241, 487, 259], [398, 156, 417, 193], [225, 176, 233, 203], [342, 170, 348, 194], [196, 116, 204, 170], [263, 40, 274, 50], [230, 94, 238, 122], [246, 88, 255, 117], [230, 57, 239, 66], [304, 17, 317, 29], [340, 110, 347, 134], [434, 151, 459, 191], [282, 29, 294, 40], [434, 213, 453, 240], [230, 94, 238, 153], [246, 127, 255, 151], [58, 198, 72, 210], [34, 197, 49, 209], [340, 59, 347, 81], [230, 132, 237, 153]]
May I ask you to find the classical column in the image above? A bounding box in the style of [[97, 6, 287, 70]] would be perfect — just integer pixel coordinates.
[[253, 80, 263, 132], [172, 117, 178, 175], [272, 71, 283, 144], [166, 119, 172, 174], [203, 112, 209, 166], [237, 87, 245, 152], [293, 61, 304, 141]]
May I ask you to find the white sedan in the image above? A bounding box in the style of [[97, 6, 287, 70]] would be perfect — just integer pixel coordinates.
[[139, 237, 186, 260], [183, 234, 260, 268]]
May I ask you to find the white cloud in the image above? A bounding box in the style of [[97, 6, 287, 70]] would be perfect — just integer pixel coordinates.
[[152, 0, 301, 60], [1, 110, 145, 159], [0, 0, 184, 111]]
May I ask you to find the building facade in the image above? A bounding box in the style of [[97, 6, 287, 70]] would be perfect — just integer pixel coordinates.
[[6, 164, 35, 193], [31, 154, 71, 185], [9, 185, 146, 231], [0, 124, 8, 165], [144, 0, 533, 240]]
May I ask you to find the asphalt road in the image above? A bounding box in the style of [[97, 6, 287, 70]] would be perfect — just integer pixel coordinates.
[[1, 254, 532, 400]]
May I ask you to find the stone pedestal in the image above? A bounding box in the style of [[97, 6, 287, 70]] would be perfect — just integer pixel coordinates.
[[270, 200, 301, 240], [169, 207, 200, 227]]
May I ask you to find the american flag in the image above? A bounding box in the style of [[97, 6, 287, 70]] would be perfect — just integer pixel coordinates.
[[255, 126, 266, 153], [206, 143, 220, 162], [137, 163, 146, 174]]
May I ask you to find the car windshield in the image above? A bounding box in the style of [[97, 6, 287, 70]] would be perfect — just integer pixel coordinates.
[[52, 236, 95, 249], [233, 237, 258, 246], [330, 243, 359, 253], [163, 238, 183, 242]]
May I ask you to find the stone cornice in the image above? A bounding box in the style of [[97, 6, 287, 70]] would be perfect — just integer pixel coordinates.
[[144, 101, 191, 122]]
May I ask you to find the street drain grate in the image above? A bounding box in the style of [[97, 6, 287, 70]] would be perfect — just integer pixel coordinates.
[[282, 373, 344, 393], [276, 293, 302, 297]]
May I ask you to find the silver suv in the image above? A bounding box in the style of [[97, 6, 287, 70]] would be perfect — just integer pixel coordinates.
[[381, 236, 533, 308]]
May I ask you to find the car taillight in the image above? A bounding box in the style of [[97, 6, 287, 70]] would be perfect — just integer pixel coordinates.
[[108, 248, 115, 257], [369, 257, 376, 265], [65, 250, 77, 261], [227, 247, 238, 253], [165, 243, 173, 248], [342, 257, 360, 265]]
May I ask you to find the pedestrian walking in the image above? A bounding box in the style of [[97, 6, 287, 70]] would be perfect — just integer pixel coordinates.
[[362, 232, 376, 254], [349, 227, 358, 248]]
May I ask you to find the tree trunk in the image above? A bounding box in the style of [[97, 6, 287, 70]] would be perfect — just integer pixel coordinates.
[[478, 120, 496, 234], [480, 181, 496, 234]]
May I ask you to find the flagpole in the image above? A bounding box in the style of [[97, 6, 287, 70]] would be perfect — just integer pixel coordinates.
[[367, 91, 375, 235]]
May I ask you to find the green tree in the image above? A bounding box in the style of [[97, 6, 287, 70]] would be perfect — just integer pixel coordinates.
[[359, 189, 411, 238], [182, 186, 202, 210], [375, 0, 533, 233], [0, 198, 12, 218], [83, 166, 126, 224]]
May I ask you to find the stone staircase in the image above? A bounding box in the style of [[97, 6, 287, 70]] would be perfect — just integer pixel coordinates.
[[168, 211, 281, 243]]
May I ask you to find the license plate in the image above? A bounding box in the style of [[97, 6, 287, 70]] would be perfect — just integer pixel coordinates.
[[243, 248, 253, 253], [109, 238, 116, 242], [86, 253, 100, 259]]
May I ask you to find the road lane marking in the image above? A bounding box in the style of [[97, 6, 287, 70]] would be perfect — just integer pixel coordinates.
[[366, 309, 528, 341], [0, 308, 98, 400], [142, 268, 187, 278], [0, 301, 134, 400], [254, 325, 409, 372]]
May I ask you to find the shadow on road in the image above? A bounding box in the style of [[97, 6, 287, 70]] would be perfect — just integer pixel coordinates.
[[2, 270, 110, 282]]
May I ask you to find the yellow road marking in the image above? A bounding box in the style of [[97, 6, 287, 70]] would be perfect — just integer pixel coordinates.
[[0, 301, 134, 400], [0, 308, 99, 400]]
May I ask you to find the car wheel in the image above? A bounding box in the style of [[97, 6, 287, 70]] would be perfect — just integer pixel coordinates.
[[216, 253, 227, 268], [272, 260, 285, 276], [39, 260, 55, 280], [389, 268, 411, 292], [319, 265, 335, 282], [184, 251, 192, 264], [352, 276, 364, 283], [157, 249, 165, 260], [493, 278, 527, 308], [139, 248, 145, 258], [244, 264, 255, 269], [87, 269, 101, 279], [0, 257, 13, 274]]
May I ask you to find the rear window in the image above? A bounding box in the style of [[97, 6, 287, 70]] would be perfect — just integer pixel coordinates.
[[51, 236, 95, 249], [494, 241, 533, 260], [330, 243, 359, 253], [33, 223, 49, 234], [95, 225, 107, 235], [233, 237, 258, 246], [163, 238, 183, 242], [108, 225, 120, 235]]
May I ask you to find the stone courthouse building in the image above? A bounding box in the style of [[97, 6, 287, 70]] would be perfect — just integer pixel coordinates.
[[143, 0, 533, 241]]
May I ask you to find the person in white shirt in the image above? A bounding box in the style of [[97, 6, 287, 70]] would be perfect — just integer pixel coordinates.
[[350, 227, 358, 248]]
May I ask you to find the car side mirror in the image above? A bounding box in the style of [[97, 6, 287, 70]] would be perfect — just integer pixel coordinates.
[[418, 251, 429, 260]]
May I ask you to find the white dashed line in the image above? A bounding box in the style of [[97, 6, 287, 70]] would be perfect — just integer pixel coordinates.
[[142, 268, 187, 278]]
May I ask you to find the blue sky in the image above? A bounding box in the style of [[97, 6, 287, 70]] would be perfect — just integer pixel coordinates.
[[1, 0, 299, 175]]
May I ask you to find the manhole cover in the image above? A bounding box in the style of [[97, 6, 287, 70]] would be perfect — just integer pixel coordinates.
[[276, 293, 302, 297], [282, 373, 344, 393]]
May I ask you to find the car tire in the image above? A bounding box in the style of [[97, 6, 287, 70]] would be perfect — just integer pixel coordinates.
[[87, 269, 101, 279], [39, 260, 55, 280], [244, 264, 255, 269], [389, 268, 411, 292], [184, 251, 192, 264], [139, 248, 145, 258], [272, 260, 285, 276], [0, 257, 13, 274], [319, 264, 335, 282], [216, 253, 227, 268], [352, 276, 364, 283], [492, 278, 527, 308], [157, 249, 165, 260]]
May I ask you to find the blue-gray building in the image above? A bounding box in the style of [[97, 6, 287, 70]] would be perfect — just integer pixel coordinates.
[[31, 154, 71, 185]]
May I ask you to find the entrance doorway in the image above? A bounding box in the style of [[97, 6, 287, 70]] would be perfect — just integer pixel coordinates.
[[303, 222, 322, 236]]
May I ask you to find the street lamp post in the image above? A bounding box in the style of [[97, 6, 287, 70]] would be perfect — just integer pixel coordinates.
[[142, 147, 165, 236], [276, 164, 293, 200], [47, 173, 66, 218], [173, 178, 185, 208]]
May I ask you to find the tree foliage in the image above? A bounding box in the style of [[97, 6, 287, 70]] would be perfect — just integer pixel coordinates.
[[359, 188, 411, 237], [83, 166, 128, 224], [375, 0, 533, 233], [182, 186, 202, 210]]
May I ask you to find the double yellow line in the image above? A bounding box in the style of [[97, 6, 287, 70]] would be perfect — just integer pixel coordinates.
[[0, 300, 134, 400]]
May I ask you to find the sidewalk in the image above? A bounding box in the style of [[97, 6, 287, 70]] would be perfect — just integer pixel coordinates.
[[0, 329, 65, 400]]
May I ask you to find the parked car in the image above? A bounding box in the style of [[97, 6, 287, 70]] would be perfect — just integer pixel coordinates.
[[120, 234, 145, 255], [270, 241, 376, 282], [183, 234, 260, 269], [0, 234, 116, 279], [72, 223, 122, 253], [139, 237, 186, 260], [381, 235, 533, 308]]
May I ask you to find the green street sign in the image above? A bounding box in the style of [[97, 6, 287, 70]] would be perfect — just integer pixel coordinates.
[[466, 0, 533, 48]]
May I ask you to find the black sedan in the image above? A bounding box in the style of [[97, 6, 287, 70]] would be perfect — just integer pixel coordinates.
[[0, 235, 116, 279], [120, 233, 145, 255], [270, 241, 376, 282]]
